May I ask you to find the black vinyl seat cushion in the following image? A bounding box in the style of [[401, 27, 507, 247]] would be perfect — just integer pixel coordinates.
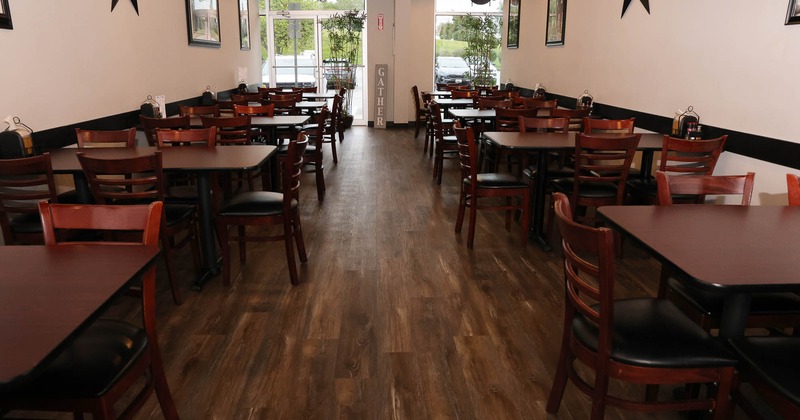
[[9, 212, 43, 234], [163, 203, 196, 227], [551, 178, 619, 199], [6, 320, 147, 398], [728, 336, 800, 406], [217, 191, 296, 217], [666, 277, 800, 317], [572, 298, 738, 368], [464, 173, 527, 189], [277, 144, 317, 155]]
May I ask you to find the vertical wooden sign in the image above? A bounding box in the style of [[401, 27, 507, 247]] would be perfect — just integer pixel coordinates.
[[374, 64, 388, 129]]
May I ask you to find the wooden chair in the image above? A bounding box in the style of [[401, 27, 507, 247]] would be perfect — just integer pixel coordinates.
[[231, 92, 263, 102], [319, 94, 342, 164], [0, 153, 58, 245], [75, 128, 136, 148], [787, 173, 800, 205], [656, 171, 754, 206], [77, 151, 201, 305], [411, 85, 428, 139], [583, 117, 635, 134], [430, 102, 458, 185], [546, 192, 737, 420], [233, 103, 275, 144], [201, 115, 265, 197], [550, 133, 641, 226], [156, 127, 217, 147], [280, 107, 328, 201], [551, 108, 591, 132], [519, 98, 557, 116], [729, 336, 800, 419], [493, 107, 539, 132], [0, 201, 179, 420], [179, 104, 220, 118], [291, 86, 317, 93], [476, 98, 512, 110], [140, 115, 190, 146], [215, 98, 248, 116], [454, 124, 529, 249], [451, 90, 478, 99], [654, 172, 800, 333], [215, 133, 309, 286], [627, 135, 727, 205]]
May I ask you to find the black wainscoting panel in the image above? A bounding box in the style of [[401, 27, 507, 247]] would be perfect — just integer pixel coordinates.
[[541, 90, 800, 171], [33, 88, 239, 152]]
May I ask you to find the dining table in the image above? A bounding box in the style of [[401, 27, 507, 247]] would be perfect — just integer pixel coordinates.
[[434, 98, 475, 113], [302, 92, 336, 100], [598, 205, 800, 339], [482, 131, 663, 250], [47, 145, 276, 290], [425, 90, 452, 98], [0, 244, 160, 387]]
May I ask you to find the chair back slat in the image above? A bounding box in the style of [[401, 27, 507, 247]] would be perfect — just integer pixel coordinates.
[[39, 201, 162, 246], [659, 135, 727, 176], [656, 171, 755, 206], [179, 105, 220, 118], [551, 108, 591, 132], [518, 117, 569, 133], [0, 154, 58, 225], [583, 117, 635, 134], [140, 116, 190, 146], [201, 116, 252, 146], [233, 103, 275, 117], [77, 151, 165, 204], [156, 127, 217, 147]]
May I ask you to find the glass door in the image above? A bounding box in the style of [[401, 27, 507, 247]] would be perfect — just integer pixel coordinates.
[[263, 10, 366, 125]]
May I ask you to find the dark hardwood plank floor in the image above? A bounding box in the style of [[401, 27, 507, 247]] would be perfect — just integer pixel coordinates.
[[9, 127, 755, 419]]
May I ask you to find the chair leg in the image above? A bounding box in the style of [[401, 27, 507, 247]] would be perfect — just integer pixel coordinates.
[[455, 190, 467, 234], [216, 221, 231, 286], [293, 210, 308, 264], [589, 363, 611, 420], [414, 118, 421, 138], [283, 221, 299, 286], [505, 197, 512, 231], [150, 350, 180, 420], [467, 203, 477, 249], [657, 265, 671, 299], [546, 337, 571, 414], [520, 192, 530, 247], [238, 225, 247, 263], [315, 163, 325, 201], [330, 137, 338, 164], [159, 236, 183, 305], [712, 368, 735, 420]]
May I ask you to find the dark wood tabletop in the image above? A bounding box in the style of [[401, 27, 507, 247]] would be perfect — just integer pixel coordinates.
[[48, 145, 276, 173], [599, 205, 800, 338], [483, 131, 663, 150], [0, 245, 160, 385], [482, 131, 663, 250]]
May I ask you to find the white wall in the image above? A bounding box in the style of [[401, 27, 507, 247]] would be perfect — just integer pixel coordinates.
[[501, 1, 800, 204], [0, 1, 261, 132]]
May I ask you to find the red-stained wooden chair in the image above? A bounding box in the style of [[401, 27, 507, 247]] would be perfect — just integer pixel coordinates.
[[0, 201, 179, 420], [787, 173, 800, 206], [454, 123, 529, 249], [0, 153, 59, 245], [546, 192, 737, 420], [75, 128, 137, 148]]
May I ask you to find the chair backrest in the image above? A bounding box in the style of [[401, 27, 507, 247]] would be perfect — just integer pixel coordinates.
[[291, 86, 317, 93], [267, 98, 299, 115], [658, 135, 727, 176], [428, 102, 450, 140], [75, 128, 136, 148], [412, 85, 422, 110], [552, 192, 616, 345], [215, 99, 248, 115], [140, 116, 190, 146], [233, 103, 275, 117], [77, 151, 165, 204], [326, 94, 342, 134], [445, 83, 469, 92], [583, 117, 635, 134], [451, 90, 478, 99], [231, 92, 263, 102], [488, 89, 519, 99], [454, 122, 479, 191], [38, 201, 162, 246], [551, 108, 592, 132], [179, 104, 220, 118], [518, 116, 569, 133], [656, 171, 755, 206], [494, 107, 539, 132], [282, 133, 309, 208], [0, 153, 58, 244], [156, 127, 217, 147], [520, 98, 557, 111], [308, 107, 329, 152], [477, 98, 512, 110], [201, 116, 252, 146], [788, 174, 800, 206], [571, 133, 641, 205]]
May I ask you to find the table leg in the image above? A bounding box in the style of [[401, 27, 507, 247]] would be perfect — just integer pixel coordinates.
[[718, 293, 752, 339], [192, 173, 220, 291], [532, 151, 552, 251], [71, 173, 93, 203], [640, 150, 654, 180]]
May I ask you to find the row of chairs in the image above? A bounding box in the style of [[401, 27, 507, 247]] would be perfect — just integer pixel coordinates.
[[0, 135, 315, 419]]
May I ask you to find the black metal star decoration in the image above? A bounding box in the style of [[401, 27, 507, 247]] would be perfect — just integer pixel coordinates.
[[111, 0, 139, 15], [621, 0, 650, 18]]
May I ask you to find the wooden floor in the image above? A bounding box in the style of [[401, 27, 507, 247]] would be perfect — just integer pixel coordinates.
[[12, 127, 755, 419]]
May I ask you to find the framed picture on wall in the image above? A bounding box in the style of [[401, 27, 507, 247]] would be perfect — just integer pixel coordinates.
[[0, 0, 13, 30], [545, 0, 566, 46], [507, 0, 520, 48], [239, 0, 251, 50], [787, 0, 800, 25], [186, 0, 221, 47]]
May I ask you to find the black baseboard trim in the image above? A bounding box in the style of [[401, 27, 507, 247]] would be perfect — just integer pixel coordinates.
[[33, 87, 240, 152], [544, 91, 800, 171]]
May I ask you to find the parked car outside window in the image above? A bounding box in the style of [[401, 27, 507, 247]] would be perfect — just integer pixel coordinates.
[[435, 56, 471, 84]]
